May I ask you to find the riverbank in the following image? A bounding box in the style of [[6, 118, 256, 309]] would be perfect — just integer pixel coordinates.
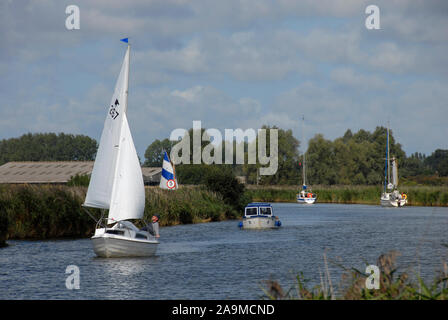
[[246, 185, 448, 206], [1, 183, 447, 242], [0, 184, 240, 241]]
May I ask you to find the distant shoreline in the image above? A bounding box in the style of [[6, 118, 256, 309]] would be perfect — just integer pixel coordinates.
[[246, 184, 448, 207], [1, 184, 447, 243]]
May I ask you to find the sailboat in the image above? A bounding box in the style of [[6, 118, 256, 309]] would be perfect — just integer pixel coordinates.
[[159, 150, 178, 190], [380, 124, 407, 207], [83, 39, 159, 257], [297, 116, 317, 204]]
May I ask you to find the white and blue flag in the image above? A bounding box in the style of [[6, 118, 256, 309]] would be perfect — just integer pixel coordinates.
[[159, 151, 178, 190]]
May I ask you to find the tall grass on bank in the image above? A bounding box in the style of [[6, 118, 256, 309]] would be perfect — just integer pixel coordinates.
[[143, 186, 241, 226], [0, 184, 92, 240], [0, 184, 242, 241], [246, 185, 448, 206], [262, 251, 448, 300]]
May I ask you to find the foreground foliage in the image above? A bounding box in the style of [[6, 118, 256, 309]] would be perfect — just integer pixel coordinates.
[[262, 251, 448, 300]]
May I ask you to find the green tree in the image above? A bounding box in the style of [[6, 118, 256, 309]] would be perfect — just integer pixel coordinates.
[[241, 126, 300, 185], [425, 149, 448, 176], [307, 134, 337, 185], [305, 127, 406, 185], [204, 166, 250, 211], [143, 138, 175, 167], [0, 133, 98, 165]]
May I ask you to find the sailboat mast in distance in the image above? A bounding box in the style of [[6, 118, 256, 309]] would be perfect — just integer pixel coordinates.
[[296, 115, 317, 204], [386, 121, 390, 185], [380, 121, 407, 207], [301, 115, 306, 187]]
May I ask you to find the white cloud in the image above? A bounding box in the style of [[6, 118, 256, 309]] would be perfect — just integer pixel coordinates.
[[330, 67, 388, 89], [1, 0, 447, 158]]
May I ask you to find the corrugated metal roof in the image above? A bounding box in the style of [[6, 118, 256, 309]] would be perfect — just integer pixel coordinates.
[[141, 167, 162, 183], [0, 161, 162, 184]]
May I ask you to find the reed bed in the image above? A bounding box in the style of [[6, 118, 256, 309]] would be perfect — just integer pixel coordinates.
[[0, 184, 241, 241], [246, 185, 448, 206], [0, 184, 93, 239], [261, 251, 448, 300], [143, 186, 240, 226]]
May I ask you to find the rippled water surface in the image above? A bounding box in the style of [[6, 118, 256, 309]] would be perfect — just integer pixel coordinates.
[[1, 203, 447, 299]]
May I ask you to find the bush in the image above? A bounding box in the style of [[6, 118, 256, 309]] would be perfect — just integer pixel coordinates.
[[204, 166, 250, 211]]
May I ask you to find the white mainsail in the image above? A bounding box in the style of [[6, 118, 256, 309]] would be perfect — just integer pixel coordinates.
[[84, 45, 144, 223]]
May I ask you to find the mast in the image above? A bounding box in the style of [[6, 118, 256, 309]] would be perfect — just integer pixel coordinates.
[[384, 121, 390, 192], [302, 115, 306, 188], [387, 122, 390, 187], [123, 43, 130, 114], [108, 42, 131, 223]]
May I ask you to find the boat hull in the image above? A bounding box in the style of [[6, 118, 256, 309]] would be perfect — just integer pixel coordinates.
[[242, 216, 280, 229], [381, 192, 407, 207], [91, 234, 158, 258], [297, 195, 317, 204], [380, 198, 407, 207]]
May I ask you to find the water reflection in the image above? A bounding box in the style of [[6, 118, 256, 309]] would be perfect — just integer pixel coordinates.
[[93, 256, 156, 277]]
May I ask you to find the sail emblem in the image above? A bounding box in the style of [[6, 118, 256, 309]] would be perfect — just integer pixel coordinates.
[[166, 179, 176, 189], [109, 99, 120, 120]]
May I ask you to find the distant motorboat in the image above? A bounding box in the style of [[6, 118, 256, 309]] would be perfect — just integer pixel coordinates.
[[83, 40, 158, 257], [380, 123, 407, 207], [239, 203, 281, 229], [296, 115, 317, 204]]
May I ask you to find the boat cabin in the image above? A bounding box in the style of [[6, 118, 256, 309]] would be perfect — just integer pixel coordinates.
[[244, 203, 273, 218], [104, 220, 150, 240]]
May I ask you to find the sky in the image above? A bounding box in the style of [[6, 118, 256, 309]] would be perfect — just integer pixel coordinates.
[[0, 0, 447, 161]]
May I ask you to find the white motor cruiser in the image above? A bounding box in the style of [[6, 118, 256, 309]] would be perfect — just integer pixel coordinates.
[[239, 203, 281, 229]]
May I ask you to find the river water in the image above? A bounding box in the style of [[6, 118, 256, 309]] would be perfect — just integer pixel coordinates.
[[1, 203, 447, 299]]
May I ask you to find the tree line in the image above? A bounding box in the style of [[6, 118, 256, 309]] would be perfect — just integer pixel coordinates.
[[0, 129, 446, 186], [143, 126, 448, 186], [0, 133, 98, 165]]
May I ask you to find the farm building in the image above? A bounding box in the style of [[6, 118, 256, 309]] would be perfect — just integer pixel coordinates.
[[0, 161, 162, 185]]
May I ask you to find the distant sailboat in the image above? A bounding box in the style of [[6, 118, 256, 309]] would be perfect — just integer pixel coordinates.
[[380, 123, 407, 207], [159, 150, 178, 190], [83, 40, 158, 257], [297, 116, 317, 204]]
